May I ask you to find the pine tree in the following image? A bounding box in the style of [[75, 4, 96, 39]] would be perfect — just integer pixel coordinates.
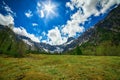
[[76, 45, 82, 55]]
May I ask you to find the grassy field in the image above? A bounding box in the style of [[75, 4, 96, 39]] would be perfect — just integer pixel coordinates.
[[0, 54, 120, 80]]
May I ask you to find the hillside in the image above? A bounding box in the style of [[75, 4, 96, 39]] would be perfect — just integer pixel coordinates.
[[0, 25, 27, 57], [67, 5, 120, 55]]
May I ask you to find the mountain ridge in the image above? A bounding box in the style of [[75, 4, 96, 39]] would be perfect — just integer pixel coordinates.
[[66, 4, 120, 55]]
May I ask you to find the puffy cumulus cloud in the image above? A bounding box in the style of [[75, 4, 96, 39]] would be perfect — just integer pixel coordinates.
[[47, 27, 67, 45], [0, 14, 14, 26], [0, 2, 15, 26], [62, 0, 120, 37], [62, 21, 84, 37], [66, 0, 120, 16], [63, 0, 101, 38], [32, 23, 38, 26], [13, 27, 40, 43], [25, 10, 33, 18], [62, 9, 85, 37]]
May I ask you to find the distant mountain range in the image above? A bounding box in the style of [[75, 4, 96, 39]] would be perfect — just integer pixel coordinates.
[[0, 5, 120, 55]]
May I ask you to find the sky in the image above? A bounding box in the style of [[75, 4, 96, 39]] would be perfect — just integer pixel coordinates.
[[0, 0, 120, 45]]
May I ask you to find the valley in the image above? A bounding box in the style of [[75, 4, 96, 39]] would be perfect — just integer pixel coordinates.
[[0, 1, 120, 80]]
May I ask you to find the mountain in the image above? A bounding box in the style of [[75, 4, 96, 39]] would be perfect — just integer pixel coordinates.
[[66, 5, 120, 55], [12, 4, 120, 54], [0, 5, 120, 55], [17, 35, 45, 51], [39, 37, 75, 53], [40, 3, 120, 53], [0, 25, 27, 57]]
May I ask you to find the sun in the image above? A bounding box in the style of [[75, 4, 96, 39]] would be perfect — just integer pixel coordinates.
[[44, 4, 53, 14], [37, 0, 57, 18], [43, 1, 56, 17]]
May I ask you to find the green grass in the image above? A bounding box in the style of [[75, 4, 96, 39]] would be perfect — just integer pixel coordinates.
[[0, 54, 120, 80]]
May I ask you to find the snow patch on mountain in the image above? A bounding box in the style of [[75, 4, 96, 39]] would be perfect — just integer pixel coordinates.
[[22, 39, 33, 46]]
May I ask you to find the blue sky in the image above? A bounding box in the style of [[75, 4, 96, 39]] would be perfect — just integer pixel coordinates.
[[0, 0, 120, 45]]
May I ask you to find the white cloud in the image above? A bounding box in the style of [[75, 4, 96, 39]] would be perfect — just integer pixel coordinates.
[[40, 10, 44, 18], [42, 31, 46, 36], [4, 4, 13, 14], [62, 0, 101, 38], [39, 36, 42, 40], [100, 0, 120, 14], [37, 2, 41, 7], [25, 10, 33, 18], [13, 27, 40, 42], [41, 40, 47, 43], [66, 2, 74, 10], [62, 9, 85, 37], [0, 1, 15, 26], [47, 27, 67, 45], [62, 0, 120, 37], [62, 23, 84, 37], [37, 6, 45, 18], [66, 0, 120, 17], [37, 2, 45, 18], [2, 1, 16, 16], [32, 23, 38, 26], [0, 14, 14, 26]]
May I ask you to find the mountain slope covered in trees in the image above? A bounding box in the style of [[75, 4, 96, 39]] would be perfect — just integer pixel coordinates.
[[0, 25, 27, 57]]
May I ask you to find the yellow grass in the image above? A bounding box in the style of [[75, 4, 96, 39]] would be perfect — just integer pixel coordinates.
[[0, 54, 120, 80]]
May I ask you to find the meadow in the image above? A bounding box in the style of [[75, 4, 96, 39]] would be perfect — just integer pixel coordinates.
[[0, 54, 120, 80]]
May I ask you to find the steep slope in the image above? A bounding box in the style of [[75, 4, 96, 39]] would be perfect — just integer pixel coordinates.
[[67, 5, 120, 55], [0, 24, 48, 56], [0, 25, 27, 57], [17, 35, 45, 52]]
